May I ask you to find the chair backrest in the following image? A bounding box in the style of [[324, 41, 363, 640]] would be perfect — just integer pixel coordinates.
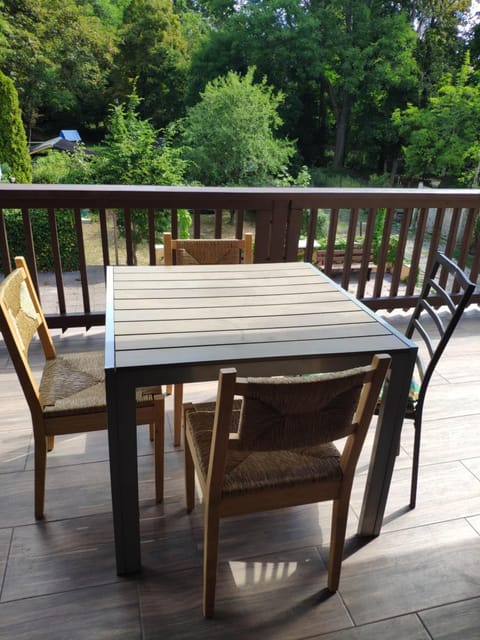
[[0, 256, 55, 416], [405, 251, 475, 413], [206, 354, 391, 496], [163, 232, 253, 265]]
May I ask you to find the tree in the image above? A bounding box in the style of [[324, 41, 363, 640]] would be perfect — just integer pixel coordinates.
[[179, 67, 299, 186], [0, 0, 116, 137], [110, 0, 189, 130], [392, 54, 480, 185], [0, 71, 32, 182], [402, 0, 472, 104], [92, 89, 186, 186], [188, 0, 418, 173], [92, 88, 189, 253]]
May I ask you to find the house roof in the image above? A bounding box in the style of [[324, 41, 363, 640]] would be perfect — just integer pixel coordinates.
[[29, 137, 78, 155], [60, 130, 82, 142]]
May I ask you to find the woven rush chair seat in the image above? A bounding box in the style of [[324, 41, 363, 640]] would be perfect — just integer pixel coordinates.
[[186, 409, 342, 496], [40, 350, 159, 416], [163, 231, 253, 447], [0, 257, 165, 520], [183, 355, 390, 617]]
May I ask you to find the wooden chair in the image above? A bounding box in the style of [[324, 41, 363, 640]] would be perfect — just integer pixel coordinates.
[[403, 251, 475, 508], [163, 231, 254, 446], [183, 353, 390, 617], [0, 257, 165, 519]]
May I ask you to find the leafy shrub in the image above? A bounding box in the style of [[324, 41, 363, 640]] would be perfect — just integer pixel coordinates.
[[1, 209, 79, 272], [301, 208, 328, 240], [474, 212, 480, 249], [372, 208, 386, 263], [310, 167, 364, 188], [32, 146, 93, 185]]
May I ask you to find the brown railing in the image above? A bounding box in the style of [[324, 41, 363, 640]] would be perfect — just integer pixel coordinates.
[[0, 184, 479, 329]]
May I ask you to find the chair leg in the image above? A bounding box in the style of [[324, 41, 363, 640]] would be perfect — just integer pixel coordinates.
[[154, 398, 165, 503], [166, 384, 172, 395], [184, 435, 195, 512], [203, 503, 221, 618], [34, 437, 48, 519], [149, 423, 154, 442], [410, 416, 422, 509], [47, 435, 55, 452], [327, 496, 350, 592], [173, 384, 183, 447]]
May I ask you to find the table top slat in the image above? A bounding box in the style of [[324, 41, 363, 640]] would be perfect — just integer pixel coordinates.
[[115, 321, 391, 350], [116, 334, 406, 369]]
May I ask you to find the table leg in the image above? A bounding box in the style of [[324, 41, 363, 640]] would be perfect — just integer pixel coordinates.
[[106, 370, 141, 575], [357, 348, 417, 536]]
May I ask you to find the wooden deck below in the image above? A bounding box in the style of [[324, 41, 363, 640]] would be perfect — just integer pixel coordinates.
[[0, 308, 480, 638]]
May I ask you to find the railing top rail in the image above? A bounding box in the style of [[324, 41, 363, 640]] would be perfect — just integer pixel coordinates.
[[1, 184, 480, 209]]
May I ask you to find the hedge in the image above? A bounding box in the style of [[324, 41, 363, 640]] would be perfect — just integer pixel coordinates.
[[1, 209, 79, 272]]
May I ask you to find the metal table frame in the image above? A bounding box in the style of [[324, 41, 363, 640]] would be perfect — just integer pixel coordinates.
[[105, 262, 417, 575]]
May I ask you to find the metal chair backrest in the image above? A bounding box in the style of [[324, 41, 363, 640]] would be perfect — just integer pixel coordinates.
[[405, 251, 475, 417]]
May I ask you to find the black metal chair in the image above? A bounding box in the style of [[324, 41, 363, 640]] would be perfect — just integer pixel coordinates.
[[405, 252, 475, 508]]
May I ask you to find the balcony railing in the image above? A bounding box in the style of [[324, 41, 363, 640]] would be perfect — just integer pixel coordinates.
[[1, 184, 479, 329]]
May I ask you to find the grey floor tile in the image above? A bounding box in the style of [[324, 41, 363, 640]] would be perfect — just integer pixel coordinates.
[[336, 519, 480, 626], [140, 547, 352, 639], [0, 429, 31, 473], [311, 614, 431, 639], [1, 513, 120, 602], [0, 529, 12, 598], [419, 597, 480, 640], [365, 461, 480, 534], [0, 582, 141, 640]]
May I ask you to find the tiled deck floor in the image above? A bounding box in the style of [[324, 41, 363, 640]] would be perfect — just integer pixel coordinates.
[[0, 308, 480, 639]]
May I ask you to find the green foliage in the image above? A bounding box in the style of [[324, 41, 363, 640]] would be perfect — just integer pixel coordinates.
[[91, 89, 187, 247], [473, 212, 480, 248], [310, 167, 364, 188], [409, 0, 470, 102], [393, 54, 480, 185], [110, 0, 189, 129], [301, 209, 328, 240], [0, 71, 32, 183], [187, 0, 419, 172], [2, 209, 79, 272], [273, 165, 311, 187], [0, 0, 476, 183], [0, 0, 116, 135], [32, 145, 93, 184], [372, 208, 386, 264], [78, 0, 130, 27], [180, 67, 297, 186], [92, 90, 186, 186]]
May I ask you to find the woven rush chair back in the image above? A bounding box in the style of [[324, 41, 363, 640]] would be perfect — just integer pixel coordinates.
[[0, 257, 164, 519], [183, 354, 390, 617], [0, 257, 54, 422], [404, 251, 475, 508], [162, 231, 253, 447], [235, 368, 368, 451], [163, 232, 253, 266]]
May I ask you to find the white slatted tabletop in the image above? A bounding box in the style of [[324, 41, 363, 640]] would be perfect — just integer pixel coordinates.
[[105, 262, 417, 576]]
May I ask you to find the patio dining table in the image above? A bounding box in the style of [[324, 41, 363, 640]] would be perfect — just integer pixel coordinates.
[[105, 261, 417, 576]]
